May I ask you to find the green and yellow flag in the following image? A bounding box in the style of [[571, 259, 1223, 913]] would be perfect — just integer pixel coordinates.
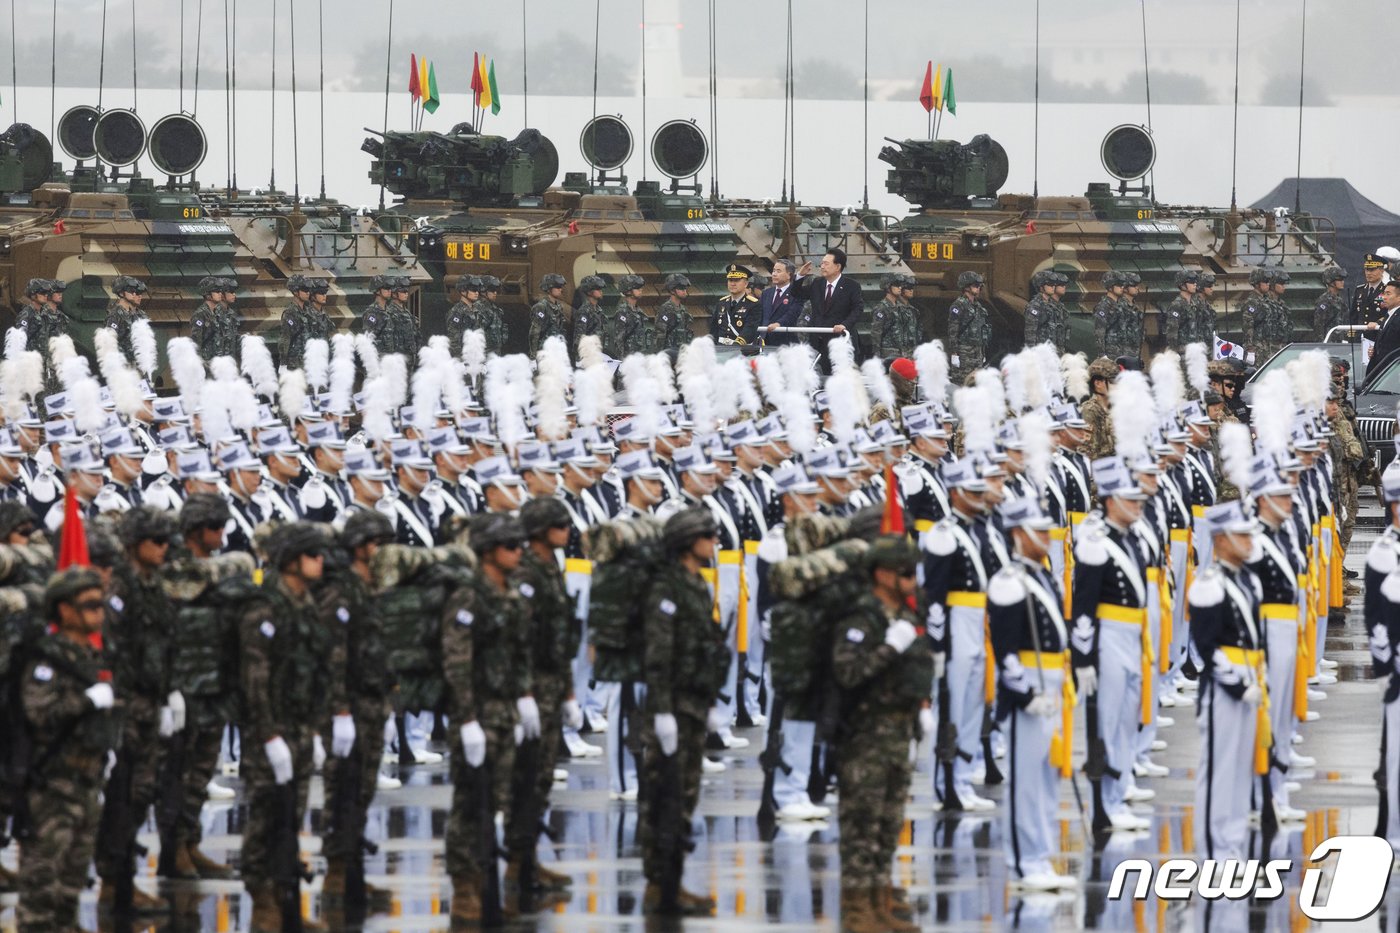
[[477, 54, 493, 112]]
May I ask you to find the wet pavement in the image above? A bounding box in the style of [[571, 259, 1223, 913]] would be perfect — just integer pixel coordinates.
[[2, 508, 1398, 932]]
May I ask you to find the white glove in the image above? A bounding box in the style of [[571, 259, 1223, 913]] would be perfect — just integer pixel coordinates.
[[918, 707, 935, 740], [1245, 352, 1256, 365], [312, 734, 327, 771], [332, 713, 356, 758], [884, 619, 918, 654], [718, 337, 736, 346], [1075, 666, 1098, 698], [1242, 683, 1263, 708], [932, 652, 947, 681], [706, 707, 728, 735], [264, 736, 294, 785], [951, 354, 961, 368], [563, 699, 584, 731], [85, 682, 114, 710], [1026, 694, 1059, 718], [167, 691, 186, 731], [761, 617, 772, 643], [460, 720, 487, 768], [654, 713, 679, 757], [516, 697, 541, 740], [158, 705, 177, 738]]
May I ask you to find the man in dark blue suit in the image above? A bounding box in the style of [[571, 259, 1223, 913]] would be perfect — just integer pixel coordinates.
[[760, 259, 811, 345], [791, 248, 865, 370]]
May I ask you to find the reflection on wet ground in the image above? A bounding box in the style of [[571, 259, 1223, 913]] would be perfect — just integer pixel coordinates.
[[1, 519, 1396, 932]]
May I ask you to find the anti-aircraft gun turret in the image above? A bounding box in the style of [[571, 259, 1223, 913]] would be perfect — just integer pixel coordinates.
[[878, 134, 1009, 210], [363, 124, 559, 206]]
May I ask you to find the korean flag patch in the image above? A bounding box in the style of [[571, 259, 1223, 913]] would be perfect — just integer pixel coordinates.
[[456, 609, 474, 627], [519, 583, 535, 599], [259, 620, 276, 639], [33, 664, 53, 682], [336, 606, 351, 624], [845, 628, 865, 644], [659, 599, 677, 616]]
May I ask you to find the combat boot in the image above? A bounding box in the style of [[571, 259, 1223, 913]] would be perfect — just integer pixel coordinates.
[[167, 844, 200, 881], [321, 857, 347, 905], [247, 886, 280, 933], [535, 864, 573, 891], [450, 875, 482, 925], [642, 881, 711, 917], [839, 887, 885, 933], [873, 884, 919, 932], [186, 845, 234, 879], [131, 886, 170, 914]]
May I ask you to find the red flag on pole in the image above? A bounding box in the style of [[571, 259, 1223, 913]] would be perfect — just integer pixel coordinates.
[[470, 51, 483, 105], [409, 53, 421, 100], [56, 485, 90, 570], [880, 464, 906, 535], [918, 61, 935, 113]]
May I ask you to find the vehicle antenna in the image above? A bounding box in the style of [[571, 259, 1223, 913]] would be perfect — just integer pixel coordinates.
[[130, 0, 137, 111], [48, 0, 56, 144], [1229, 0, 1241, 213], [318, 0, 326, 200], [521, 0, 528, 128], [780, 0, 790, 203], [1140, 0, 1155, 205], [1294, 0, 1307, 216], [269, 0, 276, 193], [180, 0, 185, 112], [289, 0, 300, 202], [640, 0, 647, 181], [224, 0, 231, 191], [786, 0, 794, 205], [707, 0, 719, 201], [1032, 0, 1040, 205], [9, 0, 16, 122], [861, 0, 869, 211], [378, 0, 393, 211], [589, 0, 600, 186], [193, 0, 203, 115], [98, 0, 107, 113]]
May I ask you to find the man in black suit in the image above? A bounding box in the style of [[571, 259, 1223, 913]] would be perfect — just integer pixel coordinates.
[[1369, 280, 1400, 371], [759, 259, 808, 345], [793, 248, 865, 370]]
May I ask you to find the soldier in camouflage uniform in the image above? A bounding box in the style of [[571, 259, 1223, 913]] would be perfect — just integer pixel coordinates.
[[1110, 271, 1145, 361], [1049, 271, 1074, 351], [15, 278, 67, 396], [1093, 271, 1125, 357], [603, 274, 650, 359], [655, 273, 695, 358], [1313, 266, 1349, 340], [1024, 270, 1060, 350], [474, 276, 509, 356], [319, 511, 396, 907], [946, 271, 991, 384], [238, 522, 337, 931], [216, 277, 244, 357], [158, 494, 246, 881], [96, 506, 180, 911], [279, 273, 317, 369], [511, 498, 581, 894], [1081, 357, 1117, 461], [445, 275, 482, 360], [190, 276, 227, 361], [443, 513, 535, 925], [387, 274, 421, 352], [306, 278, 337, 347], [529, 273, 571, 358], [831, 536, 931, 933], [17, 568, 118, 933], [1239, 268, 1277, 366], [1328, 383, 1364, 558], [639, 508, 727, 916], [572, 275, 608, 360], [105, 275, 149, 365], [1161, 270, 1199, 353], [1193, 271, 1218, 344], [870, 274, 919, 361]]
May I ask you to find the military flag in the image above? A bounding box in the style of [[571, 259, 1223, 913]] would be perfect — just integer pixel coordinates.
[[943, 67, 957, 116], [487, 59, 501, 115], [408, 53, 420, 101], [419, 56, 430, 107], [477, 55, 494, 112], [57, 486, 90, 569], [918, 61, 934, 113], [470, 51, 483, 105], [424, 62, 441, 114], [930, 64, 944, 112], [880, 464, 905, 535]]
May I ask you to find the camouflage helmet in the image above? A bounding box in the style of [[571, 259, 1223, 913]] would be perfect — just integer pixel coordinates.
[[306, 278, 330, 295], [519, 496, 572, 538], [580, 274, 607, 293], [1051, 271, 1070, 286], [112, 275, 146, 296], [1101, 271, 1123, 288], [287, 273, 313, 294], [86, 527, 122, 569], [1322, 265, 1347, 284], [662, 507, 718, 552], [457, 274, 483, 293], [370, 274, 392, 292], [47, 278, 66, 293], [178, 492, 231, 534], [0, 502, 36, 539], [1174, 270, 1200, 288], [197, 275, 223, 297], [391, 274, 413, 291], [479, 275, 502, 291], [880, 273, 902, 293], [1248, 267, 1273, 287], [539, 273, 567, 292], [44, 567, 105, 621], [864, 533, 920, 574], [23, 278, 50, 297], [1272, 270, 1290, 285], [618, 274, 645, 293], [1198, 272, 1216, 287], [218, 276, 239, 292], [469, 512, 525, 552], [957, 271, 985, 290], [265, 521, 331, 569], [119, 505, 178, 546], [339, 509, 394, 549], [1029, 270, 1049, 290], [846, 505, 885, 543], [663, 273, 691, 292], [1122, 272, 1142, 287], [1088, 356, 1118, 382], [897, 273, 917, 289]]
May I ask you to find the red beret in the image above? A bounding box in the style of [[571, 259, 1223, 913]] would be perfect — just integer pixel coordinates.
[[890, 357, 917, 381]]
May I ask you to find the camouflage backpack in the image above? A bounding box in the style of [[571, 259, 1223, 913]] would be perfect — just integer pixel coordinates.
[[162, 552, 259, 722], [768, 538, 869, 712], [585, 515, 665, 683], [372, 542, 476, 713]]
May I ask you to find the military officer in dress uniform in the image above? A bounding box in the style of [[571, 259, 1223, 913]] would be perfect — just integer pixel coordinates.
[[710, 264, 760, 350], [217, 443, 266, 555], [425, 426, 484, 517], [93, 428, 146, 514], [254, 426, 304, 523], [387, 441, 440, 546], [1355, 254, 1387, 328], [297, 422, 350, 524]]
